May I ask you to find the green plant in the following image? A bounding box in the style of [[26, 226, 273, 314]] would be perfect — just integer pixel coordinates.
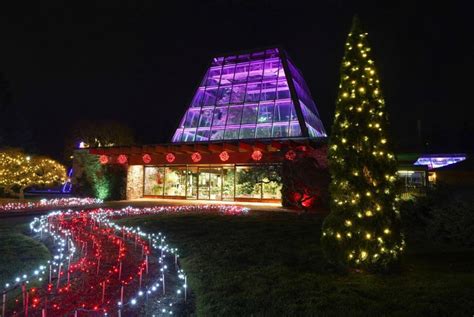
[[321, 16, 404, 272]]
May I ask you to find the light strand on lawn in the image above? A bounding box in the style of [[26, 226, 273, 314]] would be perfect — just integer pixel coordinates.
[[3, 204, 248, 316]]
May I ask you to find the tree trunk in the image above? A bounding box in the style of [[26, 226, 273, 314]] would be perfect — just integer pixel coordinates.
[[19, 187, 25, 200]]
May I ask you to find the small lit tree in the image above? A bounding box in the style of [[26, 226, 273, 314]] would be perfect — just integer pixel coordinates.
[[0, 149, 67, 198], [321, 17, 404, 271]]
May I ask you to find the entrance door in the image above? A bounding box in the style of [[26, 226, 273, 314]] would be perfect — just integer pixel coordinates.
[[209, 167, 222, 200], [197, 168, 210, 199], [186, 166, 198, 199], [197, 167, 222, 200]]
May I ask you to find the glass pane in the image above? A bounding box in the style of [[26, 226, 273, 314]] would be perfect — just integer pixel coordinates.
[[216, 86, 232, 105], [198, 168, 210, 199], [236, 166, 262, 199], [256, 125, 271, 138], [196, 129, 210, 141], [233, 63, 249, 84], [290, 105, 298, 121], [186, 167, 198, 199], [248, 61, 264, 82], [263, 180, 282, 199], [272, 124, 289, 138], [222, 167, 235, 200], [241, 104, 258, 124], [164, 167, 186, 196], [210, 129, 225, 140], [226, 106, 243, 125], [239, 126, 256, 139], [263, 60, 279, 81], [230, 84, 246, 104], [220, 65, 236, 85], [289, 122, 302, 137], [172, 130, 183, 142], [277, 64, 286, 79], [144, 167, 164, 196], [257, 103, 274, 123], [212, 107, 228, 126], [184, 109, 200, 128], [260, 81, 277, 101], [202, 87, 218, 107], [191, 87, 205, 107], [206, 67, 222, 86], [244, 83, 261, 103], [276, 79, 290, 100], [198, 109, 213, 127], [182, 129, 196, 142], [224, 127, 239, 140], [209, 168, 222, 200], [273, 101, 292, 122]]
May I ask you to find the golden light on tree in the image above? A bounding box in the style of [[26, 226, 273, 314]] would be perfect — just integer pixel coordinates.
[[0, 149, 66, 198], [320, 16, 404, 272]]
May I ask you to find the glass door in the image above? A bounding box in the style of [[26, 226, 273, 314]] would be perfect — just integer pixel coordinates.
[[186, 166, 198, 199], [209, 167, 222, 200], [197, 168, 210, 199]]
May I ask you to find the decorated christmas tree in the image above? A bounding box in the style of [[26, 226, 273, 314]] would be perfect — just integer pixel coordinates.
[[321, 16, 404, 271]]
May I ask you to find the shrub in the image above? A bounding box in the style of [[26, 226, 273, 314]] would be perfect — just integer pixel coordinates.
[[72, 150, 126, 201], [400, 184, 474, 247]]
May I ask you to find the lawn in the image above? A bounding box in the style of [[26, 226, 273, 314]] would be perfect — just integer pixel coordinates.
[[0, 216, 51, 288], [117, 211, 474, 316]]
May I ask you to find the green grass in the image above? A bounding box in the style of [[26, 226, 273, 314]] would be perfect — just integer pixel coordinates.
[[0, 217, 51, 288], [117, 211, 474, 317]]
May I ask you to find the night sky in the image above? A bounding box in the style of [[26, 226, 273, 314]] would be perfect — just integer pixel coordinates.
[[0, 1, 472, 159]]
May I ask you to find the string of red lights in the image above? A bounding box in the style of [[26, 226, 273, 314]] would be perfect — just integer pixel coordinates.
[[3, 205, 249, 316]]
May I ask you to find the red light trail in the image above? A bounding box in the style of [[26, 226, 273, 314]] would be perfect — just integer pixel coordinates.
[[3, 205, 248, 316]]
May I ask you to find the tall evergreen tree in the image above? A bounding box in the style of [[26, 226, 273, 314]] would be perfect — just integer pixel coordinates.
[[321, 17, 404, 271]]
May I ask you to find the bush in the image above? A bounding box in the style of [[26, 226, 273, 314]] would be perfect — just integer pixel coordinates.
[[72, 150, 126, 201], [105, 165, 126, 201], [400, 184, 474, 247]]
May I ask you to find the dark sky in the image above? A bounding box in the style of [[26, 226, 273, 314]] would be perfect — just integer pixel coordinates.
[[0, 1, 472, 159]]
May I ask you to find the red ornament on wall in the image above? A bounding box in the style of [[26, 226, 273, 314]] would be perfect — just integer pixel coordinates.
[[191, 152, 202, 162], [165, 153, 176, 163], [117, 154, 128, 164], [142, 154, 152, 164], [285, 150, 297, 161], [251, 150, 263, 161], [99, 155, 109, 165], [219, 151, 229, 162]]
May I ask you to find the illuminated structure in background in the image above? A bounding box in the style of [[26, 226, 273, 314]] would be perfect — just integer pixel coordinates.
[[414, 154, 466, 170], [172, 47, 326, 142], [87, 47, 328, 203], [398, 153, 469, 192]]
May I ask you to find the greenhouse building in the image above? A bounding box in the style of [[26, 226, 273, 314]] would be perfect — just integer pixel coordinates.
[[87, 47, 328, 203]]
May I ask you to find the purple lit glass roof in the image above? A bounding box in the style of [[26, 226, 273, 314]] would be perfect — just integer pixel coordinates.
[[172, 48, 326, 143], [414, 154, 467, 170]]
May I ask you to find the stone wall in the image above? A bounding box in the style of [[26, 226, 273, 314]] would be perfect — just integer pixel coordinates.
[[126, 165, 143, 200]]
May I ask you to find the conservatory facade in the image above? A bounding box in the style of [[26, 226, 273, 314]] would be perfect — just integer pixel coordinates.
[[88, 47, 327, 203]]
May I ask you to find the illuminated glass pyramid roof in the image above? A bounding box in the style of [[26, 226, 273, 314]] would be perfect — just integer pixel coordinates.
[[172, 47, 326, 143]]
